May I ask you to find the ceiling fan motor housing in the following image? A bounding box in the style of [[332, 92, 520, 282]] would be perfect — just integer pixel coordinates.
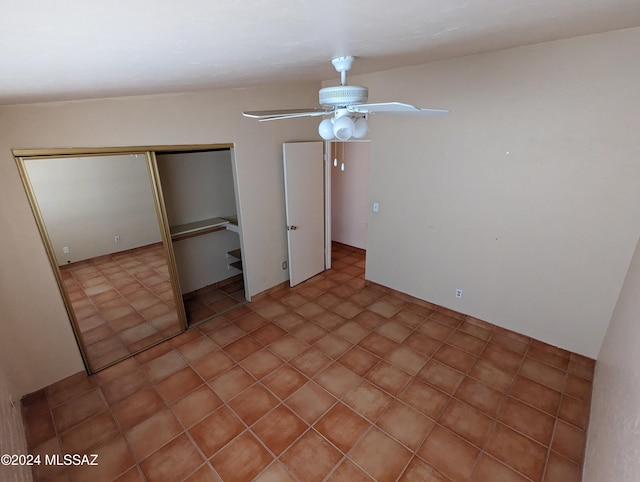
[[319, 85, 368, 108]]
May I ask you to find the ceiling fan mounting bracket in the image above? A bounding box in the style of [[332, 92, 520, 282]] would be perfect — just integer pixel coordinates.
[[331, 56, 355, 74]]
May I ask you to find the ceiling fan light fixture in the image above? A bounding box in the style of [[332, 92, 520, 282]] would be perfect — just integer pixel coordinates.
[[318, 118, 334, 140], [352, 117, 368, 138], [333, 115, 354, 141]]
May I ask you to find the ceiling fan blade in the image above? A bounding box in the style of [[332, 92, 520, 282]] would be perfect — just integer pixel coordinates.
[[242, 108, 332, 121], [347, 102, 450, 116]]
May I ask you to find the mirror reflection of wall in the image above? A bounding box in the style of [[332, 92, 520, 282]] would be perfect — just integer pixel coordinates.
[[156, 149, 247, 326], [23, 153, 184, 371]]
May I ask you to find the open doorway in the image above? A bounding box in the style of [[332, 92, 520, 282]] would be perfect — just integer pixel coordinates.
[[327, 140, 371, 265]]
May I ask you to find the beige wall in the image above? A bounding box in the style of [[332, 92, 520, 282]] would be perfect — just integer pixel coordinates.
[[358, 27, 640, 358], [331, 141, 371, 249], [24, 154, 161, 264], [0, 83, 318, 396], [583, 236, 640, 481]]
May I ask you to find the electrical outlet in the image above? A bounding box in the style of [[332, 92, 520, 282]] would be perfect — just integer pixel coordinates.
[[455, 288, 463, 299], [114, 235, 120, 243], [62, 246, 70, 254], [282, 261, 288, 270]]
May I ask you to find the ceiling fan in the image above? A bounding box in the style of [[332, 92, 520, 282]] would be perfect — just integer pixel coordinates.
[[242, 56, 449, 141]]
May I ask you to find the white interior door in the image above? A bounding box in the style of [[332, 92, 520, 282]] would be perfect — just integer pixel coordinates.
[[283, 142, 325, 286]]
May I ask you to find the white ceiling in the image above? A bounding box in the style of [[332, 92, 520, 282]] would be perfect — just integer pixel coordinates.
[[2, 0, 639, 105]]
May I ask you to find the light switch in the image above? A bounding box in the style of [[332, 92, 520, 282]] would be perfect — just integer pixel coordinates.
[[373, 202, 379, 213]]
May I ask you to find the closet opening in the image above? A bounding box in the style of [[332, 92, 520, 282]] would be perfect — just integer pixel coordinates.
[[155, 147, 247, 327]]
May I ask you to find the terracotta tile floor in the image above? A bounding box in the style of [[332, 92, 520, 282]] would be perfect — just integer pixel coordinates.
[[23, 243, 594, 482]]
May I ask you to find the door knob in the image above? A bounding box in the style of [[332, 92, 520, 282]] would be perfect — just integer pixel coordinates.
[[288, 225, 298, 230]]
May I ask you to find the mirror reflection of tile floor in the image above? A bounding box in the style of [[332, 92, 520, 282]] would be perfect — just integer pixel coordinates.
[[183, 275, 246, 327], [25, 242, 593, 481], [61, 243, 181, 370]]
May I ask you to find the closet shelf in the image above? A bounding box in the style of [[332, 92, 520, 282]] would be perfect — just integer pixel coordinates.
[[227, 248, 242, 272], [170, 217, 230, 241]]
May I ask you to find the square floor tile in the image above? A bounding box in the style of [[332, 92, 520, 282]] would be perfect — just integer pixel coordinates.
[[433, 344, 478, 373], [269, 335, 309, 360], [315, 402, 369, 453], [337, 346, 379, 376], [343, 381, 393, 422], [470, 454, 529, 482], [240, 349, 284, 379], [125, 408, 182, 461], [485, 422, 547, 481], [171, 385, 223, 428], [417, 360, 464, 394], [262, 364, 308, 400], [397, 379, 450, 420], [376, 400, 434, 450], [189, 406, 245, 458], [291, 323, 329, 344], [315, 363, 362, 398], [366, 362, 411, 396], [418, 424, 480, 482], [499, 396, 555, 445], [228, 384, 279, 426], [402, 332, 441, 357], [251, 323, 288, 346], [209, 366, 255, 401], [290, 348, 332, 377], [112, 386, 166, 431], [253, 462, 296, 482], [280, 430, 342, 482], [314, 333, 352, 359], [67, 435, 134, 482], [52, 388, 108, 433], [385, 346, 428, 375], [350, 427, 412, 481], [253, 405, 307, 455], [509, 375, 561, 416], [154, 366, 203, 403], [286, 381, 336, 424], [543, 451, 581, 482], [551, 420, 586, 464], [455, 377, 505, 418], [139, 434, 204, 482], [438, 399, 493, 448], [223, 335, 263, 361], [210, 431, 273, 481], [468, 358, 515, 392], [399, 456, 449, 482], [60, 410, 119, 455]]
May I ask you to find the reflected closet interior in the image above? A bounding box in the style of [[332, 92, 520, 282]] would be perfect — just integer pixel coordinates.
[[16, 145, 247, 374]]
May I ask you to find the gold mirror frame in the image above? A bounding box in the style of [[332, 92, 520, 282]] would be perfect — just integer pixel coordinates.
[[13, 144, 233, 373]]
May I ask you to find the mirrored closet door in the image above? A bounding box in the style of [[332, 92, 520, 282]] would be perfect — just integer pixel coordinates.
[[16, 152, 186, 372]]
